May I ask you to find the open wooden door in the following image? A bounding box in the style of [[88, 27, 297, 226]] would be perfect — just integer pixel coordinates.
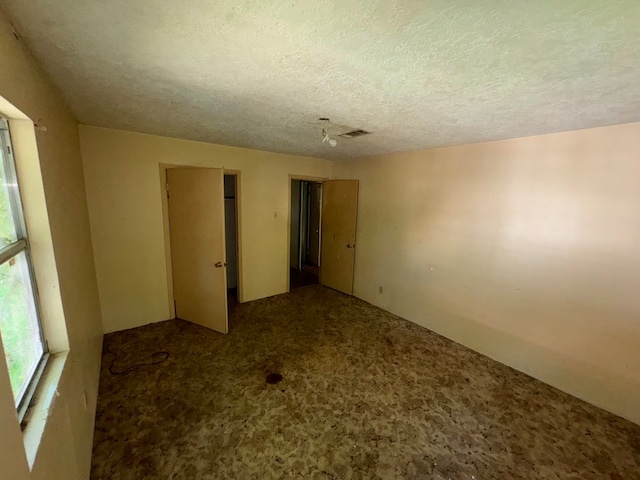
[[167, 167, 228, 334], [320, 180, 358, 295]]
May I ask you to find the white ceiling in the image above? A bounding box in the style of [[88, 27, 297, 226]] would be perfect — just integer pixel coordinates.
[[3, 1, 640, 160]]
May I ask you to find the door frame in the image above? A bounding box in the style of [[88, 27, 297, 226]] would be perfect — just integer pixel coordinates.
[[286, 174, 328, 292], [160, 164, 244, 318]]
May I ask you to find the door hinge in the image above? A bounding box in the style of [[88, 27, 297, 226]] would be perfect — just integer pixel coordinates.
[[165, 182, 169, 198], [6, 145, 11, 155]]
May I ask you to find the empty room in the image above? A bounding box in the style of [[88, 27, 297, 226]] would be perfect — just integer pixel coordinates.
[[0, 1, 639, 479]]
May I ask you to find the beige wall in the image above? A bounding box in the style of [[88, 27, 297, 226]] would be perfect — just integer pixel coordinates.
[[0, 9, 103, 480], [79, 126, 332, 333], [333, 122, 640, 425]]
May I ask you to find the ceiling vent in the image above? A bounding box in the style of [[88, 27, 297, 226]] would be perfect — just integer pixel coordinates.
[[338, 129, 370, 139]]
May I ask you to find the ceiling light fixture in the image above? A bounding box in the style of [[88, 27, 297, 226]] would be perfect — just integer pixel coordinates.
[[319, 118, 337, 147]]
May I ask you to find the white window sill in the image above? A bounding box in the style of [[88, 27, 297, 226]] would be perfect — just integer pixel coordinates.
[[21, 351, 68, 469]]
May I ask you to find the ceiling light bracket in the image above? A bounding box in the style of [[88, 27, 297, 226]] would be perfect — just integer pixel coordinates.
[[319, 118, 337, 147]]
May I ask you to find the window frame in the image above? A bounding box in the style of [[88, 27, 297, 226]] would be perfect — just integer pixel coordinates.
[[0, 117, 49, 422]]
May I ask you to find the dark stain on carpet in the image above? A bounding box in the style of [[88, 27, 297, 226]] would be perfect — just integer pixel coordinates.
[[266, 373, 283, 384]]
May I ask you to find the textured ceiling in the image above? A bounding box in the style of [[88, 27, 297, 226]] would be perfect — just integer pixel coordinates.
[[2, 1, 640, 160]]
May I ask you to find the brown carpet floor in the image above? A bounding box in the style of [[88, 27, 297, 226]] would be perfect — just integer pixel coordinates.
[[91, 285, 640, 479]]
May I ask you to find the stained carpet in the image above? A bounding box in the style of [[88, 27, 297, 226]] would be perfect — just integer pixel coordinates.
[[91, 285, 640, 479]]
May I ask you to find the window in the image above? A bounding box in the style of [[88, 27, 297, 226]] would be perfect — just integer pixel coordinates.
[[0, 117, 47, 419]]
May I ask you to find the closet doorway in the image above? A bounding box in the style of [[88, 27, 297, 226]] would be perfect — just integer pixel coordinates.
[[224, 173, 240, 306], [161, 165, 243, 335]]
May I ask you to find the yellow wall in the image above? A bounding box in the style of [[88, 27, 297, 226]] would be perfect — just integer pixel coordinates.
[[0, 9, 103, 480], [79, 126, 332, 333], [333, 122, 640, 425]]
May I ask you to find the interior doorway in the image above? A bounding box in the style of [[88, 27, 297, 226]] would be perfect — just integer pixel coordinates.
[[161, 165, 243, 335], [224, 174, 239, 306], [289, 179, 322, 290]]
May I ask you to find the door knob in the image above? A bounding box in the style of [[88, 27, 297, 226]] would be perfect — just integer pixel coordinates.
[[215, 261, 227, 268], [346, 244, 355, 249]]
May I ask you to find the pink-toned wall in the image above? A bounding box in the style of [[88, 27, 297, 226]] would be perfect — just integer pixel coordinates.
[[334, 122, 640, 424]]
